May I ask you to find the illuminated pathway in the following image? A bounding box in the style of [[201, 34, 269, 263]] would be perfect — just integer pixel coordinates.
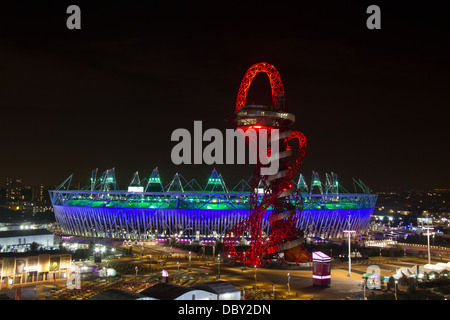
[[135, 244, 367, 300], [140, 244, 450, 300]]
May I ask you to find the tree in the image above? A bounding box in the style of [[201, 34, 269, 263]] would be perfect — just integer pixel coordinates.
[[73, 248, 89, 260], [28, 242, 39, 252]]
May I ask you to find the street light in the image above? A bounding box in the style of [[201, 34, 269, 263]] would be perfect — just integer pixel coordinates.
[[218, 253, 221, 279], [395, 280, 398, 300], [287, 272, 291, 296], [424, 214, 434, 265], [424, 226, 434, 264], [189, 251, 192, 270], [363, 278, 367, 300], [343, 215, 355, 277]]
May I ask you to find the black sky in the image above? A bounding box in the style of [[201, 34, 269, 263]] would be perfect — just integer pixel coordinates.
[[0, 0, 449, 190]]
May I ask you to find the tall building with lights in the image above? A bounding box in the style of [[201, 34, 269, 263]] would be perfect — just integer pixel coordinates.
[[5, 178, 24, 210]]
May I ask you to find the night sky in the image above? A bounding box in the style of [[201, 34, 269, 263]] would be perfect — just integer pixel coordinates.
[[0, 1, 448, 190]]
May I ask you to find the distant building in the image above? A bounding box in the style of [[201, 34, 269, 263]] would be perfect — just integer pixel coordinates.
[[434, 189, 450, 193], [90, 281, 242, 300], [0, 222, 40, 232], [32, 184, 45, 204], [5, 178, 23, 210], [373, 232, 386, 240], [0, 251, 71, 286], [0, 229, 54, 252], [192, 281, 242, 300], [138, 283, 218, 300], [306, 237, 329, 244], [31, 184, 52, 213], [139, 281, 241, 300]]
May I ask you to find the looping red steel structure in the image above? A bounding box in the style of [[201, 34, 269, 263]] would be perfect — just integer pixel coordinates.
[[236, 62, 285, 111], [224, 62, 311, 267]]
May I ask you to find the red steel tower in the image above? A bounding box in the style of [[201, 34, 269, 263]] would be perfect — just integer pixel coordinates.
[[223, 62, 311, 267]]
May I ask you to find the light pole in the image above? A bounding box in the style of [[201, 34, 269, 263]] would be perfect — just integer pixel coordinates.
[[343, 215, 355, 277], [272, 283, 275, 300], [287, 272, 290, 296], [254, 265, 257, 286], [424, 215, 434, 265], [189, 251, 191, 270], [363, 278, 367, 300], [217, 253, 221, 279], [425, 227, 434, 264], [395, 280, 398, 300]]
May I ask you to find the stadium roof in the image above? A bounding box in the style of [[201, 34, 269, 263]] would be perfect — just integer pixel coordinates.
[[0, 228, 53, 239], [54, 168, 374, 195]]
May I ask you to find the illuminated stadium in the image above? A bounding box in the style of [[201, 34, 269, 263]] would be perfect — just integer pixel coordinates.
[[49, 168, 377, 242]]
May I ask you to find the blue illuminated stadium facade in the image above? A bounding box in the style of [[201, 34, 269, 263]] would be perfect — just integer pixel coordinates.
[[49, 169, 377, 241]]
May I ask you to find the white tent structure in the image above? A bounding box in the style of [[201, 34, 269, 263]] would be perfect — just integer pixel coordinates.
[[423, 264, 444, 273], [395, 261, 450, 279], [394, 266, 419, 278], [436, 262, 450, 271]]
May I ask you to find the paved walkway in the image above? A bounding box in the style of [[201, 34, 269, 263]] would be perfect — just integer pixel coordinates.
[[2, 245, 447, 300]]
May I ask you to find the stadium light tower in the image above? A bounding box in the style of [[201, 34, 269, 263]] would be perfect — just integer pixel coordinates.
[[343, 214, 355, 277]]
